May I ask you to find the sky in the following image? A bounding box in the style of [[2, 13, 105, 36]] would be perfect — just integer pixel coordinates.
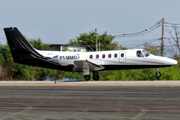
[[1, 0, 180, 51]]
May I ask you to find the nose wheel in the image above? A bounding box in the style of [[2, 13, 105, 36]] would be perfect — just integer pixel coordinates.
[[156, 69, 161, 77], [156, 71, 161, 77]]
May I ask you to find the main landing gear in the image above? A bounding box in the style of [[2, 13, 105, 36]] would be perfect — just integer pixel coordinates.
[[84, 75, 91, 81], [84, 71, 99, 81], [93, 71, 99, 81]]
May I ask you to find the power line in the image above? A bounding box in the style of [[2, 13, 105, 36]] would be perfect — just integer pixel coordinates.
[[165, 22, 180, 26], [117, 38, 161, 48], [115, 21, 161, 38], [115, 26, 159, 38]]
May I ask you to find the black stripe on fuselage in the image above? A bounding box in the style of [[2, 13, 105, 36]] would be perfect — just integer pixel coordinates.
[[102, 65, 173, 71], [18, 58, 74, 71]]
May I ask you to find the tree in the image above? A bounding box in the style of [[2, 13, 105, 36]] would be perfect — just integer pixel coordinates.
[[143, 42, 160, 55], [119, 45, 129, 50], [166, 25, 180, 59], [68, 31, 118, 51], [29, 38, 52, 50], [0, 44, 13, 80]]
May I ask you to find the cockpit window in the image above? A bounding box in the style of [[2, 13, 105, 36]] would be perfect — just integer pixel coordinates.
[[137, 50, 151, 57], [142, 50, 151, 57], [137, 51, 144, 57]]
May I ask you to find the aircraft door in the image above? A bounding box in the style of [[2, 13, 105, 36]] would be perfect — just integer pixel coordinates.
[[119, 52, 126, 62]]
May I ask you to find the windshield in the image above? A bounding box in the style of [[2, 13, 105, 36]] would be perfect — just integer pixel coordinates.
[[137, 50, 151, 57], [142, 50, 151, 57]]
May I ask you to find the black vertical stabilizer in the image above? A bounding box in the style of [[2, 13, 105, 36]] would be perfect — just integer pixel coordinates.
[[4, 27, 43, 63], [3, 27, 73, 71]]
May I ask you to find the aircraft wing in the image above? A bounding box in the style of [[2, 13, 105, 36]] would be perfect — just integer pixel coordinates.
[[73, 60, 105, 72]]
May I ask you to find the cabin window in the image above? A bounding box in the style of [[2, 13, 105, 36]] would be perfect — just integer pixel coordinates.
[[121, 53, 124, 57], [114, 53, 117, 58], [137, 50, 144, 57], [89, 55, 93, 59], [102, 54, 105, 58], [96, 54, 99, 59], [108, 54, 111, 58]]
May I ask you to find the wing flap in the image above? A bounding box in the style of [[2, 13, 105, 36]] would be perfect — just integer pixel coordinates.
[[73, 60, 104, 73]]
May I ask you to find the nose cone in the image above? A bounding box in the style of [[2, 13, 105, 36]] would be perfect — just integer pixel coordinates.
[[171, 59, 178, 65], [163, 57, 178, 65], [153, 56, 178, 66]]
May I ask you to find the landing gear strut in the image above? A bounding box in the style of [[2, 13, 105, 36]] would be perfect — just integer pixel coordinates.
[[93, 71, 99, 81], [156, 68, 161, 77]]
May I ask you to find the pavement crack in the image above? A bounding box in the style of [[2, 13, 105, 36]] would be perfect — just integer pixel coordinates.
[[129, 107, 147, 120]]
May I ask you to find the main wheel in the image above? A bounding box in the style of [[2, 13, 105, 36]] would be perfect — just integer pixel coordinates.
[[93, 75, 99, 81], [93, 71, 99, 81], [84, 75, 91, 81], [156, 71, 161, 77]]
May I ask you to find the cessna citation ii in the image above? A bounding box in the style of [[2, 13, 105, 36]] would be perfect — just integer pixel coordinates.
[[4, 27, 178, 81]]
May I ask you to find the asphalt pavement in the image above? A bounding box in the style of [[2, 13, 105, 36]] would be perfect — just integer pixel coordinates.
[[0, 83, 180, 120]]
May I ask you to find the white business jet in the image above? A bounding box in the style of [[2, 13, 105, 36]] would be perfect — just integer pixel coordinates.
[[4, 27, 177, 81]]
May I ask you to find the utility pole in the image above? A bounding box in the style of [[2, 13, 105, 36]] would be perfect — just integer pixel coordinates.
[[99, 41, 100, 51], [95, 28, 98, 51], [161, 18, 164, 56]]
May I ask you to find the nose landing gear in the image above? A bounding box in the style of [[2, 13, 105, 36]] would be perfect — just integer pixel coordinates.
[[156, 68, 161, 77]]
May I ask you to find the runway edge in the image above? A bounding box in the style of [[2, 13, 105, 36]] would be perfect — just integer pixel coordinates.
[[0, 81, 180, 86]]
